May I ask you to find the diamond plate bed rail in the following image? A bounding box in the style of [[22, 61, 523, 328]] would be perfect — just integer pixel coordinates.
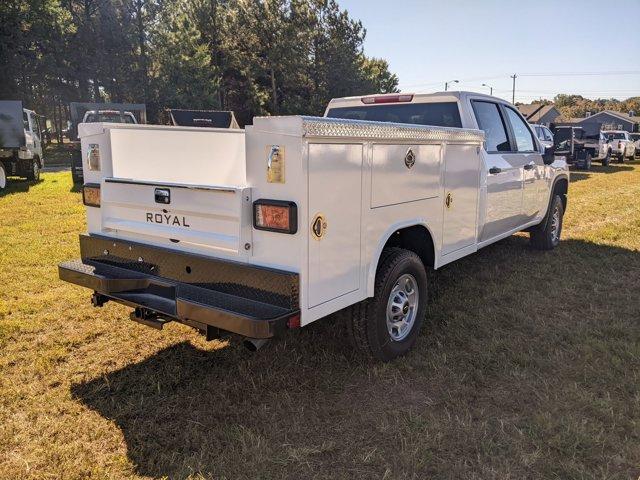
[[299, 116, 485, 143]]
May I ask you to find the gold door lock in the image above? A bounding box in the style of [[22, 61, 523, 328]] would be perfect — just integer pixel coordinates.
[[445, 192, 453, 209]]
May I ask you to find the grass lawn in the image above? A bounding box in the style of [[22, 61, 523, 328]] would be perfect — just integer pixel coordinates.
[[0, 165, 639, 479]]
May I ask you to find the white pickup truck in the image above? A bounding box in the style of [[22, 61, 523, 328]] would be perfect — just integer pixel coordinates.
[[59, 92, 569, 361], [603, 130, 636, 161]]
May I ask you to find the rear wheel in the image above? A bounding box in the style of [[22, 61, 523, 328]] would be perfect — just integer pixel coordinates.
[[26, 158, 40, 181], [530, 194, 564, 250], [347, 248, 427, 362], [583, 153, 592, 170], [0, 163, 6, 190], [602, 150, 610, 166]]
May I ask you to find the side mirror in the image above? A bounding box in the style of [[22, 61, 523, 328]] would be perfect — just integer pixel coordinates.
[[543, 145, 555, 165]]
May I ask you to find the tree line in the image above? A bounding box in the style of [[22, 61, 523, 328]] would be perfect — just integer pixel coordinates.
[[528, 94, 640, 121], [0, 0, 399, 139]]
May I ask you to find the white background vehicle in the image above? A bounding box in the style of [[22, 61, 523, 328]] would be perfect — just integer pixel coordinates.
[[59, 91, 569, 361], [603, 130, 636, 161], [69, 102, 146, 184], [630, 133, 640, 156], [0, 100, 44, 189], [531, 123, 554, 149], [82, 110, 138, 124]]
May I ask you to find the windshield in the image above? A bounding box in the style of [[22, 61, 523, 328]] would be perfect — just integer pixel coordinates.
[[605, 132, 626, 140], [325, 102, 462, 128], [629, 133, 640, 140], [84, 112, 135, 123]]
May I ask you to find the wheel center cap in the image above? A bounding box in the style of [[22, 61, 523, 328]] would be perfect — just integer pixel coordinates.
[[402, 304, 409, 315]]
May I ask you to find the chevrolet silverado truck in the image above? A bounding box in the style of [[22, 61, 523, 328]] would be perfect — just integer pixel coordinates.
[[603, 130, 636, 162], [59, 92, 569, 361], [0, 100, 44, 189]]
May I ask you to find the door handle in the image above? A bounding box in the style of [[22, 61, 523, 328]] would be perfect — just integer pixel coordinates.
[[523, 163, 535, 170], [489, 167, 501, 174]]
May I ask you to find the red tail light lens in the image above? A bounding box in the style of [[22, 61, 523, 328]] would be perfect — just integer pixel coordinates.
[[253, 199, 297, 234], [361, 94, 414, 104], [82, 183, 101, 207]]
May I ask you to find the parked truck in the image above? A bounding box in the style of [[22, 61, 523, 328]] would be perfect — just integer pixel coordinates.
[[59, 92, 569, 361], [0, 100, 44, 189], [603, 130, 636, 162], [68, 102, 146, 184]]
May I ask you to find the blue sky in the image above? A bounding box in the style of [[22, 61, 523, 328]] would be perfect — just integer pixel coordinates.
[[339, 0, 640, 102]]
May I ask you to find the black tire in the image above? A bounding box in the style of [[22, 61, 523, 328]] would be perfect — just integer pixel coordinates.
[[71, 168, 81, 184], [530, 194, 564, 250], [0, 163, 6, 190], [583, 153, 592, 170], [25, 157, 40, 181], [602, 150, 610, 167], [347, 247, 428, 362]]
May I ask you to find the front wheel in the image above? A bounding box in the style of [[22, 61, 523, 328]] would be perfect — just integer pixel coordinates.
[[582, 153, 592, 170], [347, 248, 428, 362], [0, 163, 6, 190], [26, 158, 40, 181], [602, 150, 610, 167], [530, 194, 564, 250]]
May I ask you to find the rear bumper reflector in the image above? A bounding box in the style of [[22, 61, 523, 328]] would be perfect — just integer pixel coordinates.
[[59, 234, 299, 338]]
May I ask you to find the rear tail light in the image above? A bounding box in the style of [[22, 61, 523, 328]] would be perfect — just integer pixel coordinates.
[[361, 94, 414, 104], [82, 183, 101, 207], [253, 199, 297, 234]]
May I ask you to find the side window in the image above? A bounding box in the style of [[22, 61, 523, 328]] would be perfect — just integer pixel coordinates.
[[543, 127, 553, 141], [29, 113, 39, 138], [23, 112, 29, 130], [471, 101, 510, 153], [504, 107, 535, 152]]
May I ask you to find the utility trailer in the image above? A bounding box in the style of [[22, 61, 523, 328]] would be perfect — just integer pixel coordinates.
[[59, 92, 569, 361], [553, 126, 610, 170]]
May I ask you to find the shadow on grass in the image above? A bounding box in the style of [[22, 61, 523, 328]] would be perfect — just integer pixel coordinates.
[[569, 163, 633, 183], [0, 178, 41, 197], [71, 237, 640, 479]]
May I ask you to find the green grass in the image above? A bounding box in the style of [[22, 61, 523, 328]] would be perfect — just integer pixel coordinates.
[[1, 165, 639, 479]]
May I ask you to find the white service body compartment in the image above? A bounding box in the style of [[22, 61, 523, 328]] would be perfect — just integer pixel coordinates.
[[307, 143, 362, 308], [80, 117, 484, 328]]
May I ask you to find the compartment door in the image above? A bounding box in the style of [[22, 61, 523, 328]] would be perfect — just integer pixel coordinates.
[[442, 144, 480, 255], [308, 143, 362, 308]]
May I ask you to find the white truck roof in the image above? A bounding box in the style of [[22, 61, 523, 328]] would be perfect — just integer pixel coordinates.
[[325, 91, 505, 112]]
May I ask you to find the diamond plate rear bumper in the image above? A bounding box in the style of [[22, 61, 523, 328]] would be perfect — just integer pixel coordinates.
[[59, 235, 299, 338]]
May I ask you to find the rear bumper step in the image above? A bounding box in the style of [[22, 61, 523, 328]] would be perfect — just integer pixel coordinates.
[[59, 235, 299, 339]]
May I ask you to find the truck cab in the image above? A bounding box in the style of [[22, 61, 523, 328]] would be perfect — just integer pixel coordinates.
[[325, 91, 568, 246], [0, 100, 44, 189]]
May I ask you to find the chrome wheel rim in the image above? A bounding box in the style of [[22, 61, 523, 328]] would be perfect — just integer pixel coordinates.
[[386, 273, 419, 342], [550, 204, 561, 243], [0, 165, 6, 189], [33, 161, 40, 180]]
